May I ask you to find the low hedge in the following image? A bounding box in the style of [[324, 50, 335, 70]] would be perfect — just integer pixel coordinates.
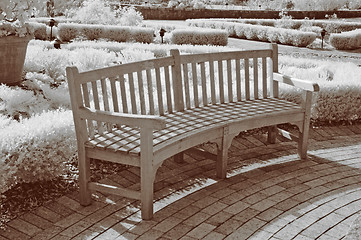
[[187, 20, 316, 47], [171, 28, 228, 46], [27, 22, 50, 40], [205, 18, 361, 33], [329, 29, 361, 50], [58, 23, 154, 43]]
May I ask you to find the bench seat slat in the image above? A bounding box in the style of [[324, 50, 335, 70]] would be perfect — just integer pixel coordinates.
[[84, 98, 302, 156]]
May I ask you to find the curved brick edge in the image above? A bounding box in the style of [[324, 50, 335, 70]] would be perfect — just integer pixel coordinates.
[[1, 124, 361, 240]]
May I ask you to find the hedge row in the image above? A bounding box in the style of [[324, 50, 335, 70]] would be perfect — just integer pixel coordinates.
[[27, 22, 50, 40], [206, 18, 361, 33], [58, 23, 154, 43], [187, 20, 317, 47], [171, 28, 228, 46], [330, 29, 361, 50]]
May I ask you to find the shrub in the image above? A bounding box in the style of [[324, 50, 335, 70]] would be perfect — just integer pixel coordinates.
[[171, 28, 228, 46], [130, 27, 154, 43], [0, 109, 76, 194], [72, 0, 117, 25], [117, 6, 143, 26], [58, 23, 81, 42], [104, 25, 132, 42], [329, 29, 361, 50], [80, 24, 104, 40], [279, 57, 361, 122], [27, 22, 49, 40]]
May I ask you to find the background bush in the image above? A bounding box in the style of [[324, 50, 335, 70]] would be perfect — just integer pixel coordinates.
[[245, 0, 361, 10], [171, 28, 228, 45], [329, 29, 361, 50]]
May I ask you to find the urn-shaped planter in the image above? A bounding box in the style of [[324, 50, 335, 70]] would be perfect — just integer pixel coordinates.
[[0, 36, 31, 86]]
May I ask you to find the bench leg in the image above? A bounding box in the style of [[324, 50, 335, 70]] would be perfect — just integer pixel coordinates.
[[298, 91, 313, 159], [216, 143, 228, 179], [78, 150, 92, 206], [140, 128, 155, 220], [174, 152, 184, 163], [298, 121, 310, 159], [267, 125, 277, 144], [140, 166, 155, 220], [216, 132, 236, 179]]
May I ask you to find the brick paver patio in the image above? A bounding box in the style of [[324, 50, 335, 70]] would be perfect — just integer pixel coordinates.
[[1, 124, 361, 240]]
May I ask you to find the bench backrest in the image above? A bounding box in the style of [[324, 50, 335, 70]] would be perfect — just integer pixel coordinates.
[[67, 44, 279, 136]]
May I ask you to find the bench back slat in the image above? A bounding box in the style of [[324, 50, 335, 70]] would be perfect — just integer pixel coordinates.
[[128, 73, 137, 114], [137, 71, 146, 115], [119, 74, 128, 114], [110, 77, 119, 113], [253, 58, 259, 99], [200, 62, 207, 106], [155, 67, 164, 115], [227, 59, 233, 102], [218, 60, 225, 103], [146, 69, 155, 115], [244, 58, 250, 100], [209, 61, 216, 104], [182, 63, 191, 109], [262, 57, 268, 98], [191, 63, 199, 107], [164, 66, 173, 113], [235, 59, 241, 101]]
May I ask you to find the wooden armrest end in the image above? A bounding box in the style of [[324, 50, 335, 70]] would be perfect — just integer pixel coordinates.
[[78, 107, 166, 130], [274, 73, 320, 92]]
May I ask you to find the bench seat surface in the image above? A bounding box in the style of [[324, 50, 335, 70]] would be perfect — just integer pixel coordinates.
[[85, 97, 302, 156]]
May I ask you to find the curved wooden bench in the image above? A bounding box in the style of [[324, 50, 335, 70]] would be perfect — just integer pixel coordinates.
[[66, 44, 319, 220]]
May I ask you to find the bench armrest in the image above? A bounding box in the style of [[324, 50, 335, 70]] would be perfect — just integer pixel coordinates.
[[78, 107, 166, 130], [273, 73, 320, 92]]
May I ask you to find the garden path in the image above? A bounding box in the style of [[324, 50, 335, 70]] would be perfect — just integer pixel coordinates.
[[1, 124, 361, 239]]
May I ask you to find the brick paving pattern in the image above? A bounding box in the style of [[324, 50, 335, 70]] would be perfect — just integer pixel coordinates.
[[1, 124, 361, 240]]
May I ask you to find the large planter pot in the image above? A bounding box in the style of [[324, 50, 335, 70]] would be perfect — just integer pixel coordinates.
[[0, 36, 31, 86]]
